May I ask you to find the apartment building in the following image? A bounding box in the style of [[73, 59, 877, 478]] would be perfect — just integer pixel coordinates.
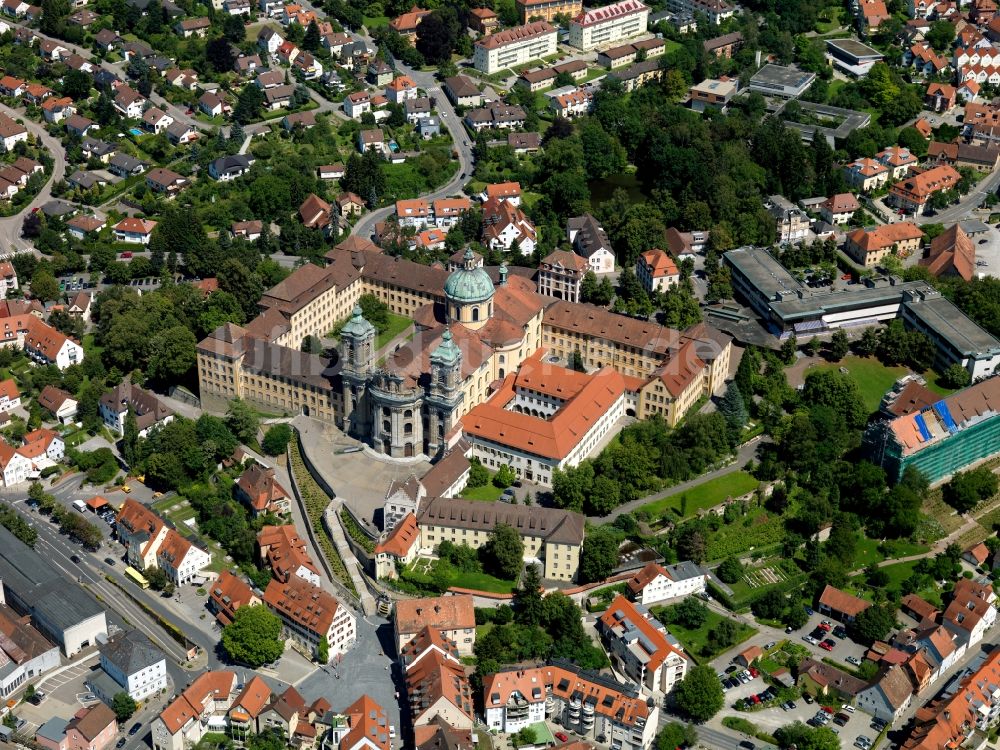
[[257, 524, 321, 586], [483, 662, 658, 750], [263, 576, 357, 660], [394, 595, 476, 656], [844, 157, 890, 191], [636, 248, 679, 293], [766, 195, 810, 243], [96, 630, 167, 702], [114, 499, 211, 585], [889, 164, 961, 215], [689, 77, 737, 112], [98, 381, 174, 437], [401, 627, 475, 729], [516, 0, 580, 23], [152, 672, 239, 750], [474, 22, 558, 74], [844, 222, 924, 267], [568, 0, 649, 50], [597, 595, 689, 695], [537, 250, 587, 303], [416, 498, 585, 582], [235, 462, 292, 517]]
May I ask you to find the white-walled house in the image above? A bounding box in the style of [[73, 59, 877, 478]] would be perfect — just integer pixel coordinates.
[[97, 630, 168, 702], [625, 561, 708, 606]]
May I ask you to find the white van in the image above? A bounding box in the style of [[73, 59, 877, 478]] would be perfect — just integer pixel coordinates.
[[73, 499, 88, 513]]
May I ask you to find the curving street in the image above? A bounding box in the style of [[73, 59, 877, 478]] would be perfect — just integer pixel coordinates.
[[0, 102, 67, 253]]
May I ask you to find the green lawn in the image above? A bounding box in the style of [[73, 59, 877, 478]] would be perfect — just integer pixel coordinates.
[[654, 608, 757, 662], [449, 569, 516, 593], [376, 312, 413, 351], [639, 471, 758, 519], [849, 560, 943, 606], [363, 15, 389, 27], [460, 483, 504, 502], [814, 356, 910, 413]]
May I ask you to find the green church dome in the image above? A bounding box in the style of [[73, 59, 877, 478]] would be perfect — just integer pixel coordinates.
[[341, 305, 375, 338], [444, 249, 495, 304]]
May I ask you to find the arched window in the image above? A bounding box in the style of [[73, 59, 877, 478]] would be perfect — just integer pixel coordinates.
[[404, 423, 413, 435], [499, 354, 505, 364], [382, 420, 391, 433], [404, 409, 413, 418], [499, 368, 505, 379], [472, 307, 480, 322]]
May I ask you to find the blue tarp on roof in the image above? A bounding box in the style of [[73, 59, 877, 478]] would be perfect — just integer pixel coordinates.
[[915, 413, 932, 441], [934, 400, 958, 433]]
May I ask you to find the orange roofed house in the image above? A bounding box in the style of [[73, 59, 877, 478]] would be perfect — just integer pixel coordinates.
[[208, 570, 261, 626], [235, 461, 292, 517], [151, 671, 239, 750], [257, 524, 321, 586], [483, 661, 658, 750], [889, 164, 961, 215], [389, 6, 430, 43], [263, 575, 357, 661], [395, 594, 476, 656], [401, 626, 475, 729], [321, 695, 392, 750], [625, 560, 708, 606], [373, 511, 419, 579], [844, 222, 924, 267], [597, 595, 690, 694], [817, 584, 871, 623]]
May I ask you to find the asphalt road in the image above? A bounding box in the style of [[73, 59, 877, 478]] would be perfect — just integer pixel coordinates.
[[351, 65, 475, 241], [0, 102, 68, 253], [914, 168, 1000, 226]]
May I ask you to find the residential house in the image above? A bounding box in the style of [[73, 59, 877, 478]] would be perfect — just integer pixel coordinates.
[[367, 60, 394, 87], [227, 677, 272, 743], [337, 192, 364, 218], [878, 145, 919, 178], [67, 291, 92, 323], [175, 17, 210, 36], [99, 381, 174, 437], [625, 561, 708, 605], [357, 129, 385, 154], [298, 194, 334, 230], [322, 695, 391, 750], [199, 91, 228, 117], [145, 167, 188, 197], [40, 97, 75, 124], [282, 111, 316, 130], [482, 196, 536, 255], [0, 378, 18, 413], [925, 82, 957, 111], [166, 122, 197, 145], [444, 75, 482, 107], [386, 75, 418, 104], [401, 627, 475, 729], [567, 213, 615, 273], [856, 665, 914, 722], [796, 658, 868, 701], [395, 595, 476, 656], [703, 31, 742, 57], [82, 138, 117, 163], [405, 96, 432, 122], [373, 512, 420, 579], [258, 26, 283, 53], [766, 195, 810, 243], [37, 385, 77, 423], [231, 220, 264, 240], [0, 262, 15, 300], [112, 217, 157, 245], [258, 525, 321, 586], [549, 88, 592, 118], [844, 157, 890, 191], [388, 6, 429, 44], [889, 164, 961, 215], [97, 629, 167, 702], [65, 114, 96, 137], [141, 107, 173, 133], [108, 153, 147, 177], [636, 249, 680, 293], [819, 193, 860, 224], [208, 570, 261, 626], [36, 705, 117, 750], [942, 577, 997, 648], [236, 462, 291, 516], [112, 86, 146, 118], [263, 84, 295, 110], [209, 154, 254, 181], [151, 672, 238, 750]]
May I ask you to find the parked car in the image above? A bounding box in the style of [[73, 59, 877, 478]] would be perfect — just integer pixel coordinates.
[[833, 713, 850, 727], [803, 693, 814, 704], [128, 724, 142, 736], [818, 621, 832, 630], [763, 641, 775, 650], [822, 639, 837, 650], [554, 733, 568, 743], [846, 656, 862, 666], [842, 704, 856, 714], [833, 626, 848, 639], [725, 665, 739, 674], [104, 557, 116, 566], [803, 635, 819, 645]]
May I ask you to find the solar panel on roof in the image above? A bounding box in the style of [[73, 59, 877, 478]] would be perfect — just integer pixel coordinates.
[[915, 413, 932, 441], [934, 400, 958, 433]]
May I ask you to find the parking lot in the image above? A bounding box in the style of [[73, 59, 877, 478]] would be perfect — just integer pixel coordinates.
[[793, 613, 870, 668], [14, 656, 105, 737]]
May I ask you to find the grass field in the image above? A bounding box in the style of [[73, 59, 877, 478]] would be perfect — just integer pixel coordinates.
[[640, 471, 758, 519], [375, 312, 413, 351], [654, 609, 757, 662], [849, 560, 943, 606], [450, 569, 516, 593], [815, 356, 909, 413], [853, 537, 929, 568], [460, 483, 503, 502], [363, 15, 389, 27]]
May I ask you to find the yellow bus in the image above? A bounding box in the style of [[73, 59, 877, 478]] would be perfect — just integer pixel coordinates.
[[124, 566, 150, 590]]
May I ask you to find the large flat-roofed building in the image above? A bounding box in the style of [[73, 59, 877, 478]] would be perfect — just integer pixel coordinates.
[[473, 22, 558, 74], [516, 0, 581, 23], [867, 376, 1000, 483], [417, 497, 585, 582], [725, 246, 1000, 379], [567, 0, 649, 50], [825, 38, 883, 76], [748, 64, 816, 98], [900, 288, 1000, 380], [0, 525, 107, 656]]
